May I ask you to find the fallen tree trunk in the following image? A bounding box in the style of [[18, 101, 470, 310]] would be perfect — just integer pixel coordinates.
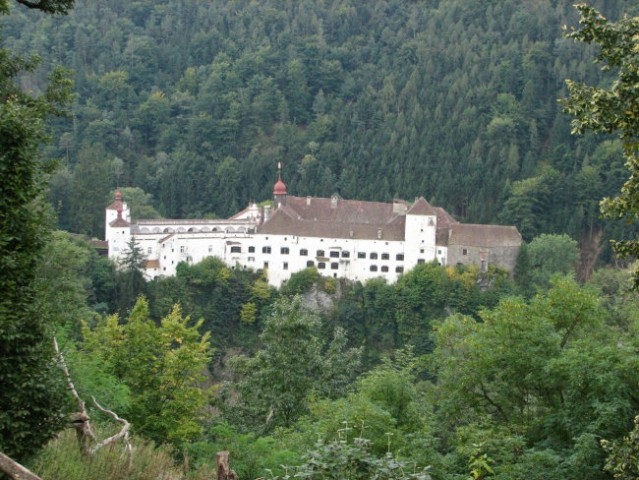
[[0, 452, 43, 480]]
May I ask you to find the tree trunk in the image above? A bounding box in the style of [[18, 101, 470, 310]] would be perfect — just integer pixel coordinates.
[[216, 451, 238, 480], [0, 453, 43, 480]]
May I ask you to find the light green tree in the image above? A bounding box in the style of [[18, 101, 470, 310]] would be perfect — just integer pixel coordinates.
[[527, 233, 579, 289], [82, 297, 212, 446]]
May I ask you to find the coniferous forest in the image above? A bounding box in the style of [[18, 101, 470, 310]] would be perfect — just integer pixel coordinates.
[[3, 1, 639, 479]]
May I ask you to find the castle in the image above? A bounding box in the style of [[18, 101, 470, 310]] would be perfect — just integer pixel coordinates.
[[105, 173, 522, 286]]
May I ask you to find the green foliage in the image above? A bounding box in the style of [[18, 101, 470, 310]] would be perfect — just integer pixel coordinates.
[[526, 233, 579, 289], [601, 415, 639, 480], [29, 427, 215, 480], [34, 230, 97, 328], [116, 187, 162, 219], [0, 0, 73, 460], [269, 436, 432, 480], [3, 0, 633, 253], [224, 296, 360, 432], [82, 297, 212, 446], [115, 236, 147, 315], [281, 267, 321, 296], [148, 256, 268, 352], [562, 4, 639, 287], [431, 276, 639, 479], [192, 422, 299, 480]]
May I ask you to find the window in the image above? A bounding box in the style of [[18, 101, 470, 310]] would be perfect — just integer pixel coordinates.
[[417, 259, 425, 264], [262, 246, 271, 254], [230, 246, 241, 253], [330, 251, 339, 258], [381, 266, 389, 272], [331, 262, 339, 270], [248, 257, 255, 262], [300, 249, 308, 256], [396, 253, 404, 261], [341, 251, 350, 258], [208, 245, 213, 253], [357, 252, 366, 259], [147, 247, 152, 254], [249, 246, 255, 253], [370, 265, 378, 272], [283, 262, 289, 270], [381, 253, 389, 260], [318, 262, 326, 269], [462, 248, 468, 256], [437, 249, 441, 254], [263, 261, 269, 269], [419, 248, 424, 254], [306, 260, 315, 267], [316, 249, 325, 257], [281, 247, 290, 255], [180, 246, 185, 253], [370, 252, 378, 259], [396, 266, 404, 273]]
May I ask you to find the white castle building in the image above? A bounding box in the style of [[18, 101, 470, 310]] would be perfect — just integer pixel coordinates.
[[105, 174, 522, 286]]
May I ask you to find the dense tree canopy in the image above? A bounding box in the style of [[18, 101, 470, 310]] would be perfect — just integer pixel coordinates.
[[0, 0, 73, 460], [562, 4, 639, 286], [1, 0, 636, 264]]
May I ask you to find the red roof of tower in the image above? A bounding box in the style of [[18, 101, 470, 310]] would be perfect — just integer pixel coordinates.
[[273, 176, 288, 196]]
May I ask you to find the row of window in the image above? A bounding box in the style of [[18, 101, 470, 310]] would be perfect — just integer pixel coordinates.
[[228, 245, 406, 260]]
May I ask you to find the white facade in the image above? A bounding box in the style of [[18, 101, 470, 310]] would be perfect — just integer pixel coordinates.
[[105, 181, 521, 286]]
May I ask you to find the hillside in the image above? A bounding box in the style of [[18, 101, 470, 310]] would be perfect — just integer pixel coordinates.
[[2, 0, 637, 256]]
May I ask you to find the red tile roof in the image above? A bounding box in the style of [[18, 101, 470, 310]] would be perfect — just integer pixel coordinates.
[[407, 197, 437, 216]]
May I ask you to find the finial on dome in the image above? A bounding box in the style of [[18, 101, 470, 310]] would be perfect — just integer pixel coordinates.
[[115, 190, 122, 201]]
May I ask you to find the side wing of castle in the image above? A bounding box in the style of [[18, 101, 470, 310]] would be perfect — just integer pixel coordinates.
[[105, 176, 522, 286]]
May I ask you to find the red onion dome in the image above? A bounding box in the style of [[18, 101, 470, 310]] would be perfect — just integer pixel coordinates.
[[273, 177, 287, 196]]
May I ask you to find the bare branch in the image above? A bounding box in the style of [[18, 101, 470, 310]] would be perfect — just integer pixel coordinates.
[[90, 397, 132, 456], [0, 452, 43, 480], [53, 337, 96, 454]]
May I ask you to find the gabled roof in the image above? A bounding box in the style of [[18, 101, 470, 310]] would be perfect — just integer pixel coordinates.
[[448, 224, 522, 248], [283, 195, 400, 225], [407, 197, 437, 216]]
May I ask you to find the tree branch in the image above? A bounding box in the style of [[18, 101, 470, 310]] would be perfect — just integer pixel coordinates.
[[90, 397, 132, 456], [53, 337, 96, 455], [479, 382, 509, 422], [0, 452, 43, 480], [13, 0, 74, 15]]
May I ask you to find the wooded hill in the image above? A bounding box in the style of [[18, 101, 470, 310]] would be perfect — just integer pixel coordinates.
[[2, 0, 637, 261]]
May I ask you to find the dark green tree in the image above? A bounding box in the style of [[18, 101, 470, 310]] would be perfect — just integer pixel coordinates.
[[562, 4, 639, 287], [0, 0, 74, 461], [115, 236, 147, 316]]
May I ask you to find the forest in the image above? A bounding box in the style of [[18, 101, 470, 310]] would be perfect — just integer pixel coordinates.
[[2, 0, 639, 479]]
